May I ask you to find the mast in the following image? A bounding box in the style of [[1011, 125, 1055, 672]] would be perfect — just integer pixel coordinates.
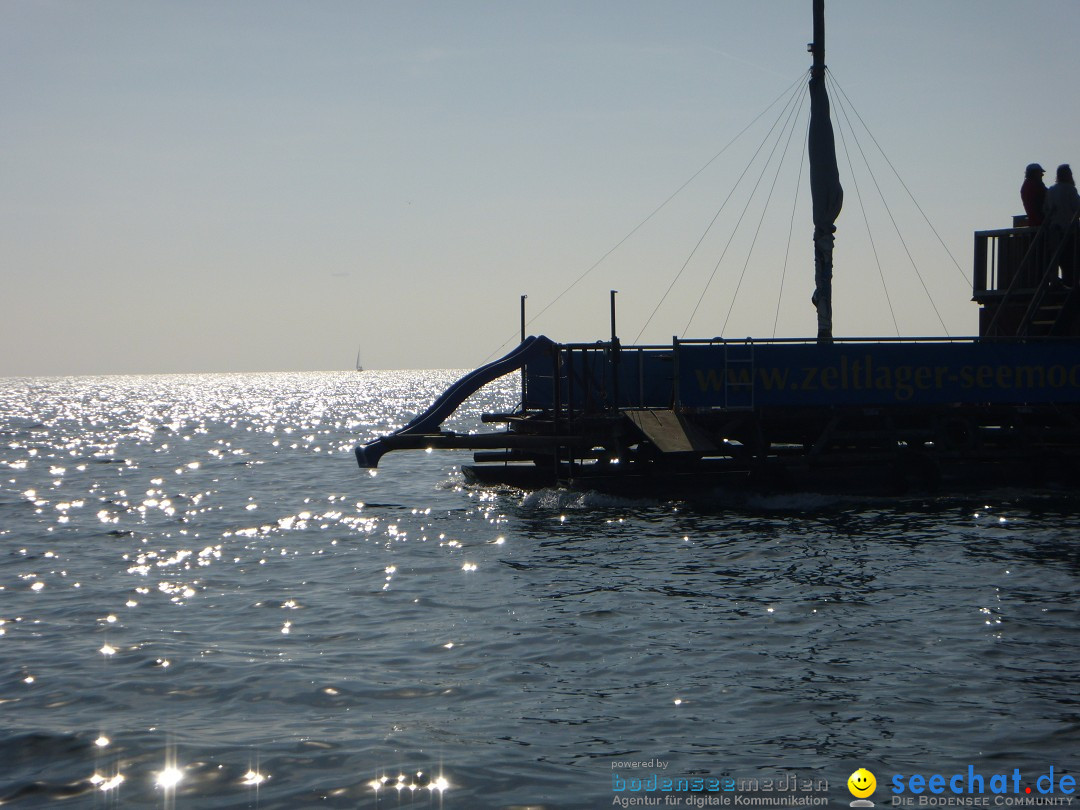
[[808, 0, 843, 343]]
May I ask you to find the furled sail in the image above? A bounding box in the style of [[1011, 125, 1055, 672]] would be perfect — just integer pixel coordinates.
[[808, 0, 843, 342]]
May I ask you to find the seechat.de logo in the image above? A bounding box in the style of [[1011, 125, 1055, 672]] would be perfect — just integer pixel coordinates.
[[848, 768, 877, 807]]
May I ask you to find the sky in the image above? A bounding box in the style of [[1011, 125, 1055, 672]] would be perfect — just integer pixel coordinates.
[[3, 0, 1080, 376]]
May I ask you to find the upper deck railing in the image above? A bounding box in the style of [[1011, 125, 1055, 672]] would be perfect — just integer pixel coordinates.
[[973, 223, 1080, 337], [973, 226, 1047, 296]]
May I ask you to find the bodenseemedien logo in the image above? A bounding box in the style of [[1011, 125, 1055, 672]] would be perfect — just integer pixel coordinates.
[[848, 768, 877, 807]]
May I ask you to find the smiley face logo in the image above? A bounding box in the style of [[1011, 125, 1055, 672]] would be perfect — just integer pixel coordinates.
[[848, 768, 877, 799]]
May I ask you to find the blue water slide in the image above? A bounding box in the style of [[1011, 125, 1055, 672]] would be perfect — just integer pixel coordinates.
[[355, 335, 554, 469]]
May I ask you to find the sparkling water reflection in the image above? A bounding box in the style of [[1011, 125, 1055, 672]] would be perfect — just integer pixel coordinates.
[[0, 371, 1078, 808]]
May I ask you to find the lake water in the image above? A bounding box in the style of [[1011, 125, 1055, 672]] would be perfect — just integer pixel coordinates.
[[1, 370, 1077, 809]]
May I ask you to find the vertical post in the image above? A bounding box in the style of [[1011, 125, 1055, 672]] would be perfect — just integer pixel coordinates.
[[520, 294, 528, 407], [610, 290, 618, 344], [609, 290, 620, 410], [565, 346, 574, 473], [552, 347, 562, 482], [638, 348, 644, 408], [812, 0, 825, 76], [566, 346, 574, 421], [672, 336, 680, 408], [973, 234, 987, 293]]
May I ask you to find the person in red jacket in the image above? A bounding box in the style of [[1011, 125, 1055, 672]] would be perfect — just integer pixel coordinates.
[[1021, 163, 1047, 227]]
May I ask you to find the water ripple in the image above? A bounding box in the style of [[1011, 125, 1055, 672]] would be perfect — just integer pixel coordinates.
[[0, 372, 1078, 807]]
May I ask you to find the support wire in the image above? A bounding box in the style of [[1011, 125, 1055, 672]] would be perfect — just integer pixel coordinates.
[[828, 71, 949, 335], [635, 70, 808, 342], [828, 72, 900, 336], [481, 73, 808, 363], [773, 116, 809, 337], [828, 74, 969, 288], [716, 83, 809, 336]]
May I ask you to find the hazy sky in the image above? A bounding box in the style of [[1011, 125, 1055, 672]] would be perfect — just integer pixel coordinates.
[[4, 1, 1080, 376]]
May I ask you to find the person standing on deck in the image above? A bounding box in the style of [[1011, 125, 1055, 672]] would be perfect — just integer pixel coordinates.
[[1021, 163, 1046, 226], [1044, 164, 1080, 285]]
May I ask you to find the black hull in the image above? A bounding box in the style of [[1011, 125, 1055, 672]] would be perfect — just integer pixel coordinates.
[[460, 401, 1080, 497]]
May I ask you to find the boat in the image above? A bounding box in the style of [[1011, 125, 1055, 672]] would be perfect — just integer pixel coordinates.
[[355, 345, 364, 373], [355, 1, 1080, 495]]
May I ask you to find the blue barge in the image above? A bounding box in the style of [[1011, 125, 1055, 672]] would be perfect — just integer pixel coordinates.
[[354, 4, 1080, 494]]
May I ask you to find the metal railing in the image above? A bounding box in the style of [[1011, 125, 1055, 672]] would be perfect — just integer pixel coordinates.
[[976, 220, 1080, 336]]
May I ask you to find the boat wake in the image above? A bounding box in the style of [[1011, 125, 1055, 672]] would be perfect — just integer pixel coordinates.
[[519, 487, 658, 512]]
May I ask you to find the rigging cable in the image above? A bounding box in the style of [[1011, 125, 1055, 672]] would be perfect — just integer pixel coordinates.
[[635, 70, 808, 343], [481, 72, 809, 364], [827, 71, 949, 335], [773, 114, 810, 338], [717, 82, 808, 337], [828, 74, 970, 288], [828, 70, 901, 336], [679, 74, 809, 338]]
